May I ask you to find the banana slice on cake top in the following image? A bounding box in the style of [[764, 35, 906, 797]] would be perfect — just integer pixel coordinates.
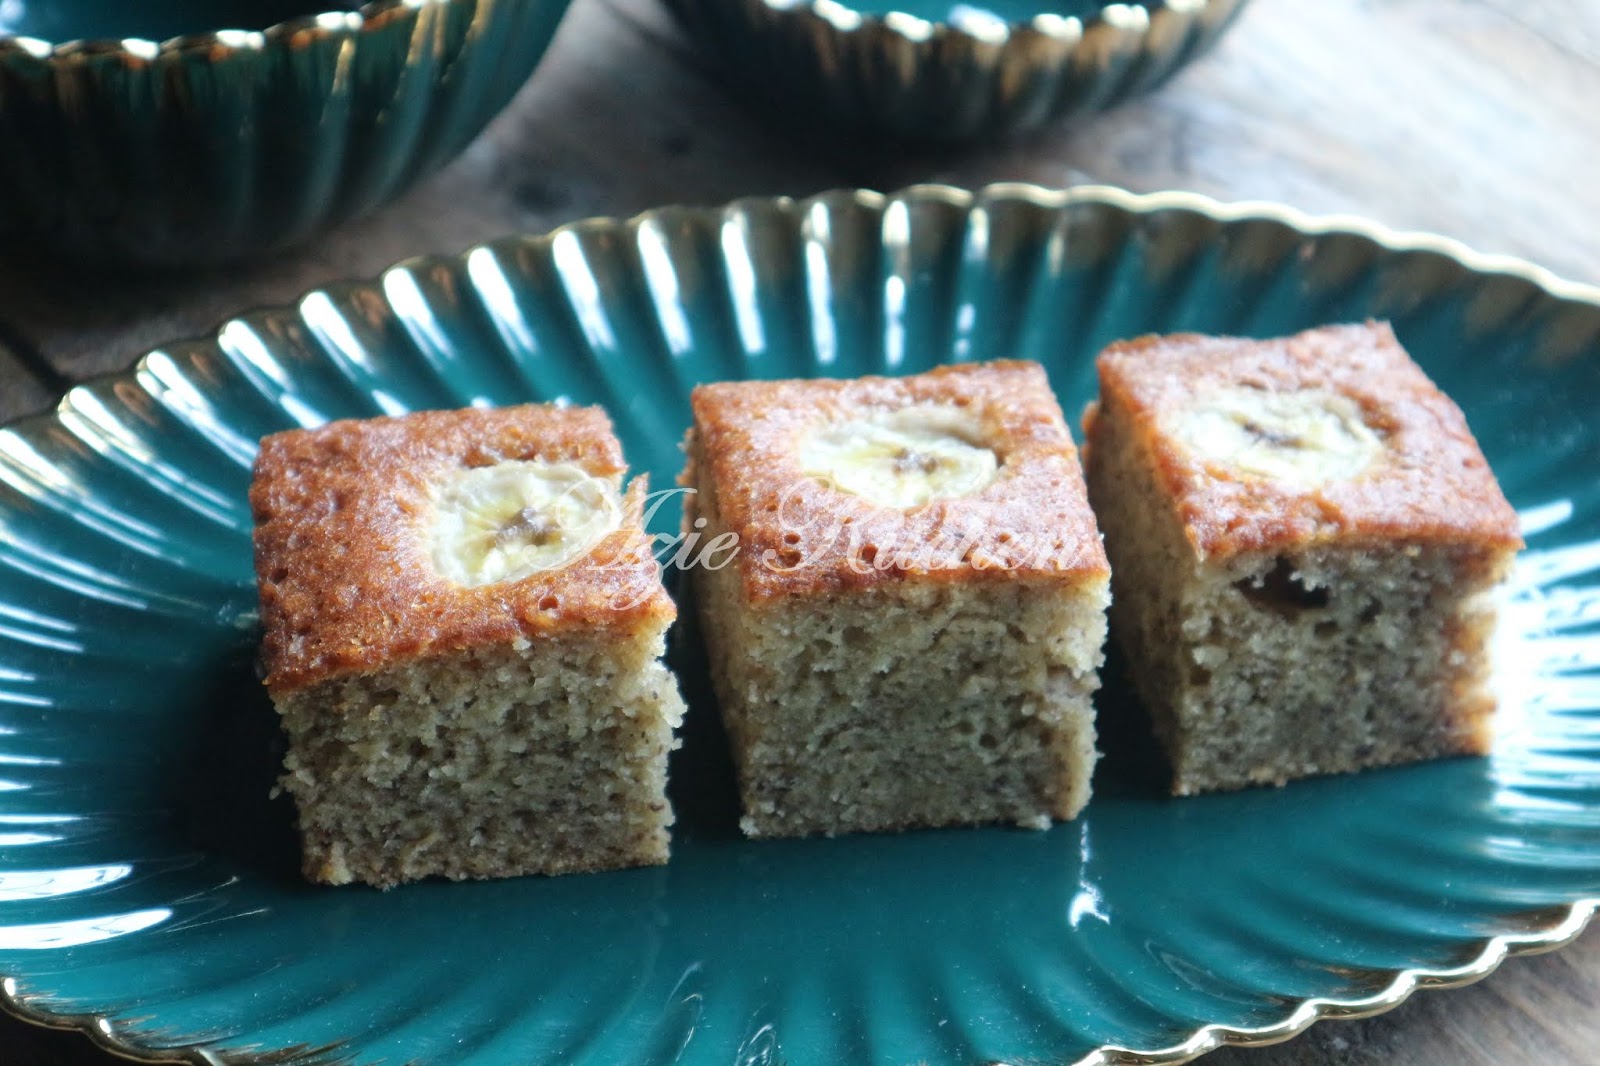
[[1170, 387, 1383, 488], [431, 460, 622, 586], [799, 406, 1000, 509]]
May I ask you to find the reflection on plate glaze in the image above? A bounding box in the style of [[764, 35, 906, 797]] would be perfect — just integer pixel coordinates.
[[0, 865, 133, 902], [1492, 507, 1600, 813], [1069, 821, 1110, 928], [0, 909, 171, 950], [0, 185, 1597, 1066]]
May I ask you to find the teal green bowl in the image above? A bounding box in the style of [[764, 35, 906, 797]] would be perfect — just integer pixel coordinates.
[[0, 0, 574, 266], [1, 184, 1597, 1065], [663, 0, 1250, 140]]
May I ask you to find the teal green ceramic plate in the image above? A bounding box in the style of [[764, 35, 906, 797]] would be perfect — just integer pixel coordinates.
[[1, 184, 1597, 1066]]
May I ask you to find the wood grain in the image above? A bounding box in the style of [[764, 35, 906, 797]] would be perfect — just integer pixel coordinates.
[[1, 0, 1598, 1063], [864, 0, 1600, 286]]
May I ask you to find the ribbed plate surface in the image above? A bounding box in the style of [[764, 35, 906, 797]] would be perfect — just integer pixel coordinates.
[[663, 0, 1248, 140], [1, 184, 1596, 1065]]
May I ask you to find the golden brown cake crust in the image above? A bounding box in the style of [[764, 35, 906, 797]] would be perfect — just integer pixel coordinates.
[[1089, 322, 1523, 562], [252, 404, 673, 695], [685, 361, 1110, 603]]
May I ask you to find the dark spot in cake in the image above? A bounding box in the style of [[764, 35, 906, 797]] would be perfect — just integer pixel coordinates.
[[496, 507, 557, 547], [891, 447, 943, 476], [979, 732, 1000, 750], [1358, 601, 1381, 625], [538, 595, 560, 611], [782, 530, 801, 546], [1235, 557, 1330, 616], [1313, 620, 1339, 639], [1238, 417, 1303, 449]]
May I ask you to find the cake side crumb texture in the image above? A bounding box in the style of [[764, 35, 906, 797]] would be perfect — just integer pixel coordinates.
[[277, 630, 682, 887]]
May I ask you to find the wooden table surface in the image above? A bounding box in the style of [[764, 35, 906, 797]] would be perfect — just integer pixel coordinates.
[[2, 0, 1597, 1062]]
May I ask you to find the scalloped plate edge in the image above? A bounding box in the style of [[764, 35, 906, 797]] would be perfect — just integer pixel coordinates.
[[6, 898, 1597, 1065], [3, 181, 1599, 1066], [1075, 898, 1598, 1065]]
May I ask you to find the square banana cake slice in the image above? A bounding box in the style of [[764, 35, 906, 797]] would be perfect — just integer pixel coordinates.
[[252, 404, 684, 887], [1084, 322, 1522, 795], [682, 361, 1111, 838]]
